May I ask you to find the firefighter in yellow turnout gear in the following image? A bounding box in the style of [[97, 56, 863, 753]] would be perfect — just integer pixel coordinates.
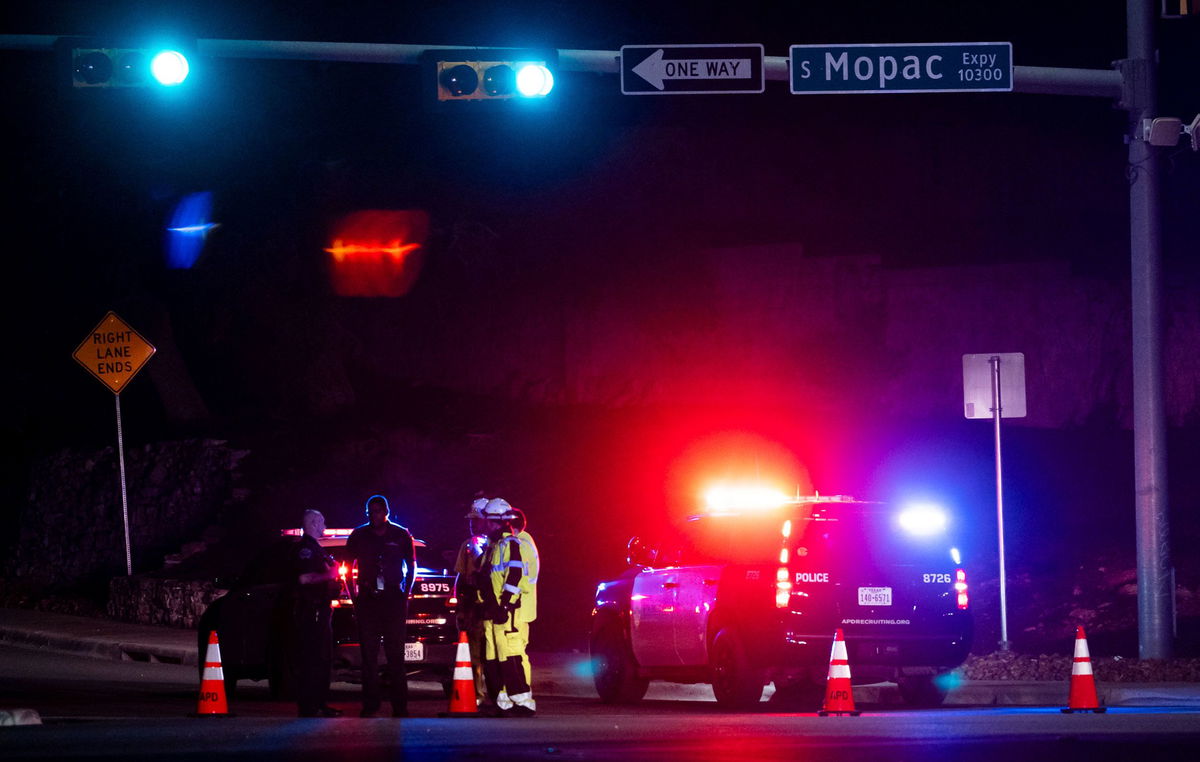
[[453, 497, 490, 704], [479, 498, 539, 717]]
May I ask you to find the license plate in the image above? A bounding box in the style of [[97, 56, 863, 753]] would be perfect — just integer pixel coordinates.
[[404, 642, 424, 662], [858, 586, 892, 606]]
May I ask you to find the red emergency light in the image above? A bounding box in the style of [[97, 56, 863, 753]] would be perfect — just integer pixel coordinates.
[[955, 568, 969, 609], [326, 210, 429, 297]]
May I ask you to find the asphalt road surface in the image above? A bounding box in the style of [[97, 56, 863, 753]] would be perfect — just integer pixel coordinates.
[[2, 646, 1199, 761]]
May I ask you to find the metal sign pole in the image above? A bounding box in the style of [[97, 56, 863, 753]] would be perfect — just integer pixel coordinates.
[[115, 394, 132, 576], [989, 355, 1010, 651]]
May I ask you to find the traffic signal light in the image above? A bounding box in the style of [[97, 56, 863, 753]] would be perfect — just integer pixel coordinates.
[[424, 48, 557, 106], [57, 38, 193, 89]]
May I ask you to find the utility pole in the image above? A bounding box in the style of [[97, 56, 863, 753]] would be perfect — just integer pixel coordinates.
[[1124, 0, 1173, 660]]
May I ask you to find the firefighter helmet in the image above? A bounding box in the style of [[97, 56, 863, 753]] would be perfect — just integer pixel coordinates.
[[465, 497, 488, 519], [482, 497, 517, 521]]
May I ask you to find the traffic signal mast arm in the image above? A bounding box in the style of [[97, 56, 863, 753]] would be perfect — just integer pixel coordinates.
[[1, 34, 1120, 98]]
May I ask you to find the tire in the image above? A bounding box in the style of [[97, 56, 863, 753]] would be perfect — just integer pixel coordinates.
[[897, 673, 950, 707], [709, 628, 764, 710], [591, 623, 649, 704]]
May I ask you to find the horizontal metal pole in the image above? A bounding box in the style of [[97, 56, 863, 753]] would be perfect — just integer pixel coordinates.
[[0, 34, 57, 50], [766, 55, 790, 81], [0, 35, 620, 71], [1013, 65, 1123, 98], [2, 35, 1123, 98], [198, 39, 447, 65]]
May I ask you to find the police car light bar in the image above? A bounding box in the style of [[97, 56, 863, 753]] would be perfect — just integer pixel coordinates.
[[282, 527, 355, 537], [281, 527, 428, 546], [704, 484, 791, 513]]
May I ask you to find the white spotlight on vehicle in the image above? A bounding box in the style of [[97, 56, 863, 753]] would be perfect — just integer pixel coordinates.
[[898, 503, 948, 536]]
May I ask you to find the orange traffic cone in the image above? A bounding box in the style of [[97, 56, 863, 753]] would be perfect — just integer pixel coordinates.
[[1061, 625, 1107, 713], [439, 631, 478, 717], [818, 628, 861, 716], [193, 630, 233, 717]]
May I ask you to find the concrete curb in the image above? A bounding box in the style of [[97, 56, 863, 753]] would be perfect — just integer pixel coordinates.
[[0, 709, 42, 727], [0, 609, 196, 667]]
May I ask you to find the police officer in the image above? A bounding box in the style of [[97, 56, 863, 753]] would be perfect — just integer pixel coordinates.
[[345, 494, 416, 718], [478, 498, 539, 717], [453, 497, 490, 704], [293, 509, 343, 718]]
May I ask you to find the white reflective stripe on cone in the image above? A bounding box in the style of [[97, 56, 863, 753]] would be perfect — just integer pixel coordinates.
[[203, 665, 225, 680], [205, 643, 222, 662], [1072, 660, 1094, 676], [453, 666, 473, 680], [1074, 638, 1091, 659], [828, 664, 852, 679], [831, 640, 849, 661]]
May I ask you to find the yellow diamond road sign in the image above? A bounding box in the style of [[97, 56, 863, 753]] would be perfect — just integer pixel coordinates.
[[73, 311, 156, 394]]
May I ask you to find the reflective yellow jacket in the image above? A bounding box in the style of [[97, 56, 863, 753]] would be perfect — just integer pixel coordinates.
[[489, 530, 539, 623]]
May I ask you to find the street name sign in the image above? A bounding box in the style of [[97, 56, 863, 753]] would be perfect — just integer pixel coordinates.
[[790, 42, 1012, 94], [621, 44, 764, 95], [73, 311, 156, 394]]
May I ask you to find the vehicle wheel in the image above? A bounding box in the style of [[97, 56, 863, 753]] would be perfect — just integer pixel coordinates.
[[709, 628, 764, 710], [591, 623, 649, 704], [897, 673, 950, 707], [769, 679, 824, 711]]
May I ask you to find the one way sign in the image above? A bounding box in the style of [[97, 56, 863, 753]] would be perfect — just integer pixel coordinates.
[[621, 44, 764, 95]]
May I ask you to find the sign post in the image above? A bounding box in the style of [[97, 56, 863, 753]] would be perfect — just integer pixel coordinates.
[[621, 44, 764, 95], [963, 352, 1026, 651], [73, 312, 156, 576]]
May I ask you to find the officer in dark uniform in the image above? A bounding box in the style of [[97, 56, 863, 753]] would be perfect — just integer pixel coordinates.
[[345, 494, 416, 718], [293, 509, 343, 718]]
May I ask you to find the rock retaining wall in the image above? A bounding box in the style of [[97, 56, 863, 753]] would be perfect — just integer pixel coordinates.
[[107, 576, 227, 629], [5, 439, 248, 591]]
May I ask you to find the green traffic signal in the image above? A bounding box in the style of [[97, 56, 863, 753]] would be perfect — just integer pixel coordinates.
[[62, 39, 191, 89], [425, 49, 557, 105]]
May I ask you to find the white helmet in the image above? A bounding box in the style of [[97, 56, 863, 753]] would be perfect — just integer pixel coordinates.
[[465, 497, 488, 520], [482, 497, 517, 521]]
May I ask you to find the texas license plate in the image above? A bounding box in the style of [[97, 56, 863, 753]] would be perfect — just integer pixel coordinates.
[[858, 586, 892, 606], [405, 642, 424, 662]]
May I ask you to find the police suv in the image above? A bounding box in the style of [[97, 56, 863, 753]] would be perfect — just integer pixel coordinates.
[[590, 490, 973, 709], [197, 528, 459, 697]]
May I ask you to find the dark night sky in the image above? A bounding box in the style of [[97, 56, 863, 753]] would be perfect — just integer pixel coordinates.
[[6, 1, 1196, 271], [4, 0, 1199, 481], [5, 0, 1199, 437]]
